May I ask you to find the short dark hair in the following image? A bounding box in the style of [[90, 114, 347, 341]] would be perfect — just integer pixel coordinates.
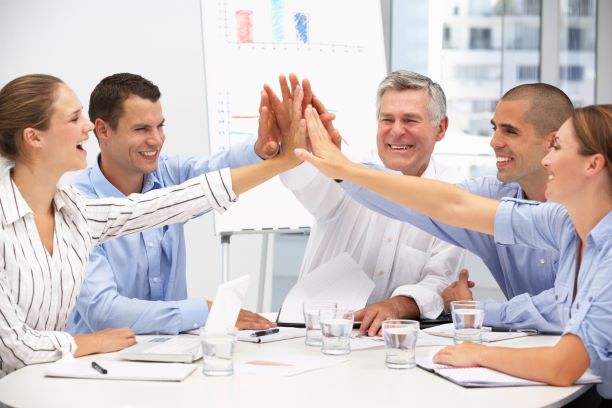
[[501, 83, 574, 139], [89, 73, 161, 137]]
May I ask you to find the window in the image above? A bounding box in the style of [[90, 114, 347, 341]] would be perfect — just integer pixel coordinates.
[[560, 65, 584, 81], [517, 65, 539, 80], [469, 28, 493, 49]]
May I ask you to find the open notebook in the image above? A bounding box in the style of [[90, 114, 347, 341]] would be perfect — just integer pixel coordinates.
[[417, 358, 602, 388]]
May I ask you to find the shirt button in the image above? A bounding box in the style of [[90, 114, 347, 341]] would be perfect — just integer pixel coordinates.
[[588, 297, 593, 302], [386, 237, 393, 243], [152, 277, 159, 283], [193, 323, 198, 328], [575, 303, 579, 310], [149, 242, 155, 248], [555, 295, 558, 300], [539, 259, 545, 264], [378, 270, 385, 276]]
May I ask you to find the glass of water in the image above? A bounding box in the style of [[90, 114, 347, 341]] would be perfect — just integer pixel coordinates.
[[319, 308, 354, 355], [303, 301, 337, 346], [382, 320, 419, 369], [451, 300, 484, 344], [200, 327, 238, 376]]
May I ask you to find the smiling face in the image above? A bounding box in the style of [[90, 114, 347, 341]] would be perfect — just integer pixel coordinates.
[[38, 84, 92, 173], [376, 88, 445, 176], [490, 99, 550, 195], [542, 119, 588, 204], [98, 95, 165, 188]]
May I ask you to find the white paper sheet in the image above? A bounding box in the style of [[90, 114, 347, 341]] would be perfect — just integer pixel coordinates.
[[205, 275, 250, 331], [277, 253, 375, 324], [235, 354, 349, 377]]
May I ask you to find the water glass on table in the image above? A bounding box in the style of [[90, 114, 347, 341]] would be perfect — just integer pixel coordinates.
[[382, 319, 419, 369], [303, 301, 338, 347], [319, 308, 354, 355], [200, 327, 238, 376], [450, 300, 484, 344]]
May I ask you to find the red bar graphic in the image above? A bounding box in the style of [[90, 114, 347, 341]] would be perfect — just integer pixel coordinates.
[[236, 10, 254, 43]]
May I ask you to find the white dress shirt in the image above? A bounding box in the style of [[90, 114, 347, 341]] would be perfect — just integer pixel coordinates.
[[0, 166, 234, 377], [280, 157, 466, 319]]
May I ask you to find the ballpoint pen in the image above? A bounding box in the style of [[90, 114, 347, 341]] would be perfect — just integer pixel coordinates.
[[250, 328, 280, 337], [91, 361, 108, 375], [484, 327, 539, 334]]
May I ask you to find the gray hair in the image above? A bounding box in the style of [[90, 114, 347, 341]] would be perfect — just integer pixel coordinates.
[[376, 70, 447, 125]]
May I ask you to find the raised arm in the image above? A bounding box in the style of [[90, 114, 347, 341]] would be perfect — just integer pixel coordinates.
[[295, 106, 499, 236]]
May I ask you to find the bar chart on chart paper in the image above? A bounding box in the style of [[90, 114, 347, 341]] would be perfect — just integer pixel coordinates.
[[202, 0, 386, 232], [219, 0, 365, 52]]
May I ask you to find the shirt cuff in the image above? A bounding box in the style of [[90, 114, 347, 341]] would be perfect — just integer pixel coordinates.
[[178, 298, 209, 332], [279, 162, 319, 190], [483, 301, 504, 326], [494, 199, 517, 245], [197, 168, 237, 213], [391, 285, 443, 319], [244, 138, 265, 163]]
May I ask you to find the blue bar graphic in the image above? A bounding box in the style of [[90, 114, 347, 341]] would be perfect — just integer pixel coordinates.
[[271, 0, 284, 42], [293, 12, 309, 44]]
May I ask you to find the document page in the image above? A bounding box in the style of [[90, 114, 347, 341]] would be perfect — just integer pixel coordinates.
[[206, 275, 250, 331], [277, 253, 375, 324], [236, 354, 349, 377]]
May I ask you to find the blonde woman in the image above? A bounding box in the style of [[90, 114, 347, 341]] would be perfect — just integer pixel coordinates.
[[0, 74, 304, 376]]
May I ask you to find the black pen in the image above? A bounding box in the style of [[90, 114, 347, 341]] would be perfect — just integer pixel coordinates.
[[485, 326, 538, 334], [250, 328, 280, 337], [91, 361, 108, 375]]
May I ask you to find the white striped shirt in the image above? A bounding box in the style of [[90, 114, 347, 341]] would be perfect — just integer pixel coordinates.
[[0, 166, 235, 377]]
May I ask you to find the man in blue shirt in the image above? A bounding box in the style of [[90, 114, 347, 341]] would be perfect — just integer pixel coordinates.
[[340, 83, 574, 331], [67, 73, 277, 334]]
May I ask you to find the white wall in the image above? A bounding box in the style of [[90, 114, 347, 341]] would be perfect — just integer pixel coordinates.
[[0, 0, 265, 309]]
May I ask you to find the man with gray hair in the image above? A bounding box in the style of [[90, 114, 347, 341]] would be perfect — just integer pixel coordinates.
[[278, 70, 466, 336]]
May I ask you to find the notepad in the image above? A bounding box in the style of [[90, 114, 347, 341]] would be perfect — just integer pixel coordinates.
[[45, 358, 197, 382], [417, 358, 602, 388], [238, 327, 306, 343]]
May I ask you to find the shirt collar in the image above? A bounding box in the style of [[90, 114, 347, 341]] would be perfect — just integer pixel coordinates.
[[90, 154, 162, 197], [588, 210, 612, 247], [0, 165, 68, 224]]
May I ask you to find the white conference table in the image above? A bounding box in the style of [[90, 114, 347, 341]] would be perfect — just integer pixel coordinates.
[[0, 333, 590, 408]]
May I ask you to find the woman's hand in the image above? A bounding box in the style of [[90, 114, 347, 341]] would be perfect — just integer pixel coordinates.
[[433, 342, 487, 367], [73, 327, 136, 357], [294, 106, 357, 180]]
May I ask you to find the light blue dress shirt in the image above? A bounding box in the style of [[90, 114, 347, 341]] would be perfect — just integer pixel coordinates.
[[66, 140, 260, 335], [342, 165, 561, 331], [495, 199, 612, 398]]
